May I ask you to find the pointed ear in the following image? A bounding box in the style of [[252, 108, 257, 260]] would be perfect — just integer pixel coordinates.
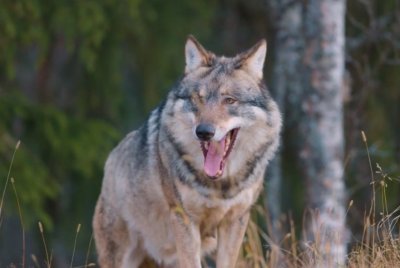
[[239, 39, 267, 79], [185, 35, 212, 73]]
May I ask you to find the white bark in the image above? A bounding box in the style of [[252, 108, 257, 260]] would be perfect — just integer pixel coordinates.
[[268, 0, 348, 265], [266, 0, 304, 243]]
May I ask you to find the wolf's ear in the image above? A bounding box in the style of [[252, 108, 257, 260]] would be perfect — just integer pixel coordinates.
[[185, 35, 213, 73], [239, 39, 267, 79]]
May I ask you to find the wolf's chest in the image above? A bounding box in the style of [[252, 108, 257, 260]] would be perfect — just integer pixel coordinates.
[[178, 180, 259, 226]]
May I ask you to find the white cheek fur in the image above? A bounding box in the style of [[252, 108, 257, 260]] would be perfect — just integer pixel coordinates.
[[213, 117, 242, 141]]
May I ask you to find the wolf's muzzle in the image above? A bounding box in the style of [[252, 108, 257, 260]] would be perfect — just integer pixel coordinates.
[[195, 123, 215, 141]]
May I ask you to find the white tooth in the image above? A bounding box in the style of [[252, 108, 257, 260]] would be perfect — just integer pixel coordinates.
[[225, 136, 230, 151]]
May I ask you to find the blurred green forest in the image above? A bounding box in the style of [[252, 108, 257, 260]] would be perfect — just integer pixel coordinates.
[[0, 0, 399, 266]]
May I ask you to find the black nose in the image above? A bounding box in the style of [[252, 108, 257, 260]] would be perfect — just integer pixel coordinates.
[[195, 123, 215, 141]]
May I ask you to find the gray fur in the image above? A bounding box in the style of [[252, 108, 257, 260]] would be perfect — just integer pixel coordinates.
[[93, 36, 282, 268]]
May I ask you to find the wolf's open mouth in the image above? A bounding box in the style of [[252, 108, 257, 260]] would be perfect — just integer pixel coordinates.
[[200, 128, 239, 178]]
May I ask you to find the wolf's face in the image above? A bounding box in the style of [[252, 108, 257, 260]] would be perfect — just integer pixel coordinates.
[[164, 36, 281, 180]]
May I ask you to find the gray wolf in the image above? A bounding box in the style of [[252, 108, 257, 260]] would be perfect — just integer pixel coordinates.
[[93, 35, 282, 268]]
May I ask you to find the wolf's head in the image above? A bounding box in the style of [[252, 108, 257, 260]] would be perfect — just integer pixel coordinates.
[[162, 36, 281, 181]]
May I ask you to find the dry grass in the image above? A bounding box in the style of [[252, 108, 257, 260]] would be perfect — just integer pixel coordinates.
[[236, 202, 400, 268], [0, 141, 96, 268], [2, 133, 400, 267], [236, 131, 400, 268]]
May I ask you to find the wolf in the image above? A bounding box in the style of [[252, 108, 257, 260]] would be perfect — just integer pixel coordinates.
[[93, 35, 282, 268]]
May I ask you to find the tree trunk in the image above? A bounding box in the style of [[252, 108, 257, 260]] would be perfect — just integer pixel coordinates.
[[268, 0, 348, 265], [265, 0, 304, 249]]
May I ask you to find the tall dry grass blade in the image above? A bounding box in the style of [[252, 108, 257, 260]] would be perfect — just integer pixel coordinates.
[[31, 254, 40, 268], [361, 130, 376, 258], [38, 221, 51, 268], [289, 215, 298, 266], [0, 140, 20, 219], [347, 200, 353, 214], [11, 177, 25, 268], [70, 223, 81, 268], [84, 232, 94, 268]]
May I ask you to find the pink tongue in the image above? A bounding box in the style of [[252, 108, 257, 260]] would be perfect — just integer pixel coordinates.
[[204, 138, 225, 177]]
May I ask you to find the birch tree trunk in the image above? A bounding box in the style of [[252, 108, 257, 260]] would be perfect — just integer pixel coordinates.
[[265, 0, 304, 248], [268, 0, 348, 265]]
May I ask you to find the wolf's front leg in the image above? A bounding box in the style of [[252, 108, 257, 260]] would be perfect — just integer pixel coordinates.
[[216, 211, 250, 268], [170, 206, 202, 268]]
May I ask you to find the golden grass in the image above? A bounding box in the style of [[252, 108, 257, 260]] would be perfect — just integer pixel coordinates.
[[237, 203, 400, 268], [236, 131, 400, 268], [2, 133, 400, 267]]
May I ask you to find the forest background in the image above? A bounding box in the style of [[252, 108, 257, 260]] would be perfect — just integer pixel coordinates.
[[0, 0, 399, 267]]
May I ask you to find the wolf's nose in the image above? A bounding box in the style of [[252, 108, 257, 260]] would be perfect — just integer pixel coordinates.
[[196, 124, 215, 141]]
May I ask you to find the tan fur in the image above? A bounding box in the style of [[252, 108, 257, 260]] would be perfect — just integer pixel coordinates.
[[93, 36, 281, 267]]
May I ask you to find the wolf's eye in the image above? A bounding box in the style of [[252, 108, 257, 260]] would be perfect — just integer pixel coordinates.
[[223, 97, 237, 105], [175, 94, 193, 102]]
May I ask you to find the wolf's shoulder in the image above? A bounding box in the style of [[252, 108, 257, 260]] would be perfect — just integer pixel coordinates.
[[105, 127, 148, 170], [111, 130, 139, 155]]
